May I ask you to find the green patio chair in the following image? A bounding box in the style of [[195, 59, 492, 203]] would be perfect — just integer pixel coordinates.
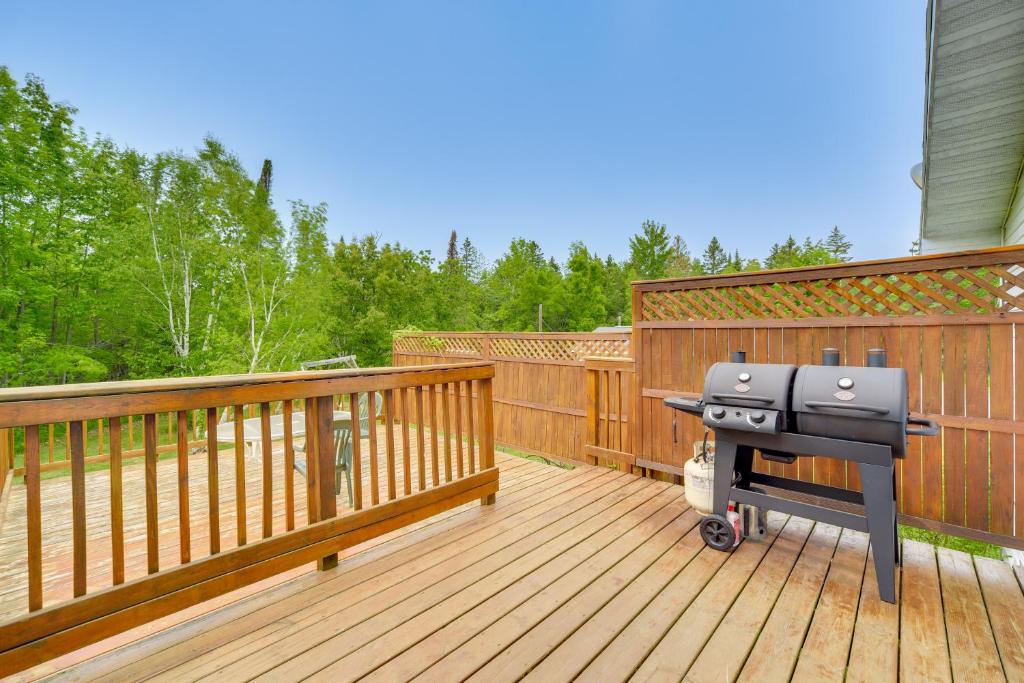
[[294, 391, 383, 505]]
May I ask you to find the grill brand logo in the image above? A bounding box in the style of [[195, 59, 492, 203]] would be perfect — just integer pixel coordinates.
[[734, 384, 750, 393], [833, 390, 856, 401]]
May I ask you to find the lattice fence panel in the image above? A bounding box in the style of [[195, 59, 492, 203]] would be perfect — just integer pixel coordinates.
[[489, 336, 630, 362], [641, 262, 1024, 322], [392, 335, 484, 356]]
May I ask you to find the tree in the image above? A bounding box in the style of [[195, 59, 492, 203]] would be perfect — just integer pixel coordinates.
[[446, 229, 458, 262], [825, 226, 852, 262], [459, 237, 485, 282], [481, 238, 564, 331], [701, 237, 729, 274], [628, 220, 672, 279], [562, 242, 608, 331], [666, 236, 694, 277]]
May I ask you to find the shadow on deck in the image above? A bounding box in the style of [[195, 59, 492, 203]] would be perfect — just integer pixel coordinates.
[[5, 445, 1024, 682]]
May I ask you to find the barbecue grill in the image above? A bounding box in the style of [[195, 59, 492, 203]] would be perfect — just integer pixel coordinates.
[[665, 348, 939, 603]]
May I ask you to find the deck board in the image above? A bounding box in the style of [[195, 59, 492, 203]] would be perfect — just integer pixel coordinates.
[[790, 529, 868, 682], [2, 454, 1021, 682], [937, 547, 1006, 682]]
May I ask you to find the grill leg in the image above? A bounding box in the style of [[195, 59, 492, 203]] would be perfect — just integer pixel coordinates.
[[858, 461, 898, 604], [712, 440, 737, 518]]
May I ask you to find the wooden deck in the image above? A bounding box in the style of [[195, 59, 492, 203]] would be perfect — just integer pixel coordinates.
[[5, 452, 1024, 682]]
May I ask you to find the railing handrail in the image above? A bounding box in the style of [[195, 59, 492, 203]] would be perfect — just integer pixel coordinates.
[[0, 363, 493, 428], [632, 243, 1024, 291], [0, 361, 492, 404]]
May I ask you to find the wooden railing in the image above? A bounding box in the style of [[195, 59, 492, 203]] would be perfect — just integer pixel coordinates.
[[583, 357, 636, 470], [0, 428, 12, 500], [633, 244, 1024, 549], [394, 331, 631, 462], [0, 362, 496, 676]]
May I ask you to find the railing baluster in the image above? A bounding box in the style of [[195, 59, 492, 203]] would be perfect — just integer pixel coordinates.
[[64, 421, 70, 461], [368, 391, 379, 506], [127, 415, 134, 452], [144, 413, 159, 574], [25, 425, 42, 610], [429, 385, 440, 487], [283, 400, 295, 530], [453, 381, 464, 479], [176, 411, 191, 563], [400, 387, 412, 495], [69, 420, 87, 596], [206, 407, 220, 554], [233, 406, 247, 546], [109, 416, 125, 584], [479, 377, 496, 505], [166, 411, 173, 445], [260, 402, 273, 539], [466, 380, 476, 475], [441, 382, 452, 482], [47, 423, 54, 464], [415, 386, 425, 491], [304, 398, 319, 522], [97, 417, 104, 457], [384, 389, 397, 500], [349, 392, 362, 510]]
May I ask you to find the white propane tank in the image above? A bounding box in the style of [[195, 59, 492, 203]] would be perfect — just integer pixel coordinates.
[[684, 440, 715, 514]]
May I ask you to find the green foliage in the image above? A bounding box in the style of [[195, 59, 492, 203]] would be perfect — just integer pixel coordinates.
[[764, 234, 845, 270], [898, 525, 1004, 560], [701, 237, 729, 274], [0, 68, 858, 385], [628, 220, 672, 280]]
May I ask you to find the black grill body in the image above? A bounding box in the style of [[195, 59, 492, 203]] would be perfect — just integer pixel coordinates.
[[665, 349, 938, 604]]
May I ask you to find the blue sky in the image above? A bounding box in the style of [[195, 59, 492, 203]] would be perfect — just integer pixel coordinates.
[[3, 1, 926, 265]]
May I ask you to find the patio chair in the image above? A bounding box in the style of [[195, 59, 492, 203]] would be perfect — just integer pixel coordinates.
[[294, 391, 383, 503]]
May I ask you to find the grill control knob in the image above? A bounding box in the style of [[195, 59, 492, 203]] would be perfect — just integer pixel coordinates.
[[837, 377, 854, 390], [738, 372, 751, 383], [710, 407, 726, 420], [749, 410, 766, 424]]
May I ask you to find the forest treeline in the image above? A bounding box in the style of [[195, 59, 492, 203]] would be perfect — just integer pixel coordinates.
[[0, 68, 852, 385]]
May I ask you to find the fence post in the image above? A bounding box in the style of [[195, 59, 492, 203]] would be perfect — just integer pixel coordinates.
[[585, 366, 599, 464], [478, 377, 496, 505]]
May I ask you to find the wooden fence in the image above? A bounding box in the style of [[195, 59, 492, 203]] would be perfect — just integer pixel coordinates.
[[633, 244, 1024, 549], [393, 332, 631, 462], [0, 362, 496, 676]]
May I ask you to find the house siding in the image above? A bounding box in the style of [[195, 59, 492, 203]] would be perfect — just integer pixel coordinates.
[[1004, 178, 1024, 245]]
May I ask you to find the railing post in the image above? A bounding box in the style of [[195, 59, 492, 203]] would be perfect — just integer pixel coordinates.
[[478, 377, 496, 505], [315, 395, 339, 570]]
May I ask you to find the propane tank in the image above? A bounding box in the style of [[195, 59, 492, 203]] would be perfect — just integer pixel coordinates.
[[683, 438, 715, 514]]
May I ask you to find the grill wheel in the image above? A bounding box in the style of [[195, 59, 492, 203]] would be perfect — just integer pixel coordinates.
[[699, 514, 737, 551]]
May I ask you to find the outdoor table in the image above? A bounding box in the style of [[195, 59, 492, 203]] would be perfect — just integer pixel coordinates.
[[214, 409, 352, 459]]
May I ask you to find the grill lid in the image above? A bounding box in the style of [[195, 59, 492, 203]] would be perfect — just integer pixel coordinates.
[[790, 365, 907, 424], [701, 362, 796, 411]]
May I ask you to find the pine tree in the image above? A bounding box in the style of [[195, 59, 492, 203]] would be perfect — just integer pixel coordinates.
[[446, 230, 458, 262], [666, 235, 693, 277], [701, 237, 729, 274], [825, 226, 852, 262]]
